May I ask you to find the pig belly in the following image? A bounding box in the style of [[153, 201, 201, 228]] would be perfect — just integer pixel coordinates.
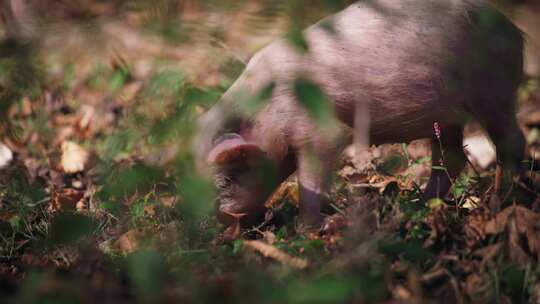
[[329, 82, 469, 146]]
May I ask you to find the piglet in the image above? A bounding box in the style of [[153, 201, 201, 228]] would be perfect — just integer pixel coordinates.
[[194, 0, 525, 227]]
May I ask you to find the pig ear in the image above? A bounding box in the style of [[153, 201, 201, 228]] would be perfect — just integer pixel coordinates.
[[207, 134, 264, 166]]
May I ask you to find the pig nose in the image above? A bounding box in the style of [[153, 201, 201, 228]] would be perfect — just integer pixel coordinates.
[[217, 203, 245, 225]]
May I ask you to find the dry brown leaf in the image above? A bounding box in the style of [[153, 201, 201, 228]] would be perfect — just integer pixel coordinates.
[[392, 285, 413, 301], [0, 212, 15, 222], [78, 105, 95, 131], [76, 200, 86, 211], [60, 141, 89, 173], [464, 273, 489, 300], [244, 240, 308, 269], [49, 188, 85, 212], [144, 205, 156, 217], [21, 253, 49, 268], [160, 196, 178, 208], [465, 210, 489, 245], [488, 194, 503, 214], [53, 127, 76, 146], [264, 176, 299, 209], [462, 196, 481, 210], [0, 142, 13, 169], [420, 268, 448, 284], [53, 114, 78, 126], [115, 230, 141, 255], [508, 216, 532, 264], [119, 81, 142, 104], [473, 243, 502, 268], [485, 207, 511, 234], [20, 97, 32, 117], [262, 231, 276, 245], [485, 206, 540, 261], [527, 227, 540, 258], [485, 206, 540, 234]]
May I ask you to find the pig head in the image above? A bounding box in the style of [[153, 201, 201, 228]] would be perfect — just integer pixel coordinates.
[[204, 131, 296, 226]]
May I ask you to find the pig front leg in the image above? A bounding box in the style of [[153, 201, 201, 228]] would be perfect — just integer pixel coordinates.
[[424, 126, 467, 199], [297, 147, 338, 227]]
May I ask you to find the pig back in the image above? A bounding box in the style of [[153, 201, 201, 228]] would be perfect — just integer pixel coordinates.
[[195, 0, 523, 165], [246, 0, 522, 145]]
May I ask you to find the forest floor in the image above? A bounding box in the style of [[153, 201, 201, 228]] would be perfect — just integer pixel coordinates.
[[1, 2, 540, 303]]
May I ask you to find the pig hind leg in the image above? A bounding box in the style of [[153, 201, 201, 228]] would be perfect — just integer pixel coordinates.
[[424, 126, 467, 199], [472, 96, 525, 182], [468, 18, 525, 187]]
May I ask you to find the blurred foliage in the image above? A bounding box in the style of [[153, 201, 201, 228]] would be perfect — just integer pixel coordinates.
[[48, 212, 97, 245]]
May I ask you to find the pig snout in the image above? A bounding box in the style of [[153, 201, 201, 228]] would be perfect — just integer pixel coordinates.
[[204, 134, 292, 226], [198, 0, 526, 228]]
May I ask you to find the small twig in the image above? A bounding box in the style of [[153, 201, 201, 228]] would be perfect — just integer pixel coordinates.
[[329, 203, 346, 215], [177, 249, 208, 255], [529, 149, 537, 187], [494, 163, 503, 194], [420, 268, 447, 283], [244, 240, 308, 269], [349, 182, 388, 189], [243, 217, 273, 237]]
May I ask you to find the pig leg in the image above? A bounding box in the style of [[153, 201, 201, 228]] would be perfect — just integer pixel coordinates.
[[297, 147, 339, 226], [479, 112, 525, 188], [471, 89, 525, 189], [424, 126, 467, 199]]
